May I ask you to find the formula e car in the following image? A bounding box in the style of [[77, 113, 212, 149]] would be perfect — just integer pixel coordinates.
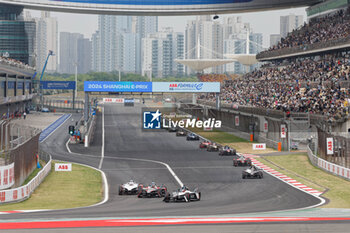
[[186, 133, 200, 141], [137, 182, 167, 198], [207, 143, 219, 152], [176, 130, 187, 136], [219, 145, 236, 156], [199, 140, 212, 148], [242, 166, 263, 179], [163, 186, 201, 203], [118, 180, 141, 195], [233, 155, 252, 167], [168, 127, 177, 132]]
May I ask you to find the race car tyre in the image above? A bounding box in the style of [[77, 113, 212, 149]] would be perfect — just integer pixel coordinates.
[[163, 192, 170, 202], [198, 192, 201, 201], [185, 193, 190, 202], [118, 186, 123, 195], [242, 174, 246, 179], [234, 162, 238, 167]]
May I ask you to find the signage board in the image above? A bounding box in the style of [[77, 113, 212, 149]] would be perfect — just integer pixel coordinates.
[[263, 120, 268, 133], [41, 81, 76, 90], [235, 116, 239, 126], [84, 81, 152, 92], [55, 163, 72, 171], [253, 143, 266, 150], [103, 98, 124, 103], [326, 137, 334, 155], [281, 124, 287, 138], [152, 82, 220, 93]]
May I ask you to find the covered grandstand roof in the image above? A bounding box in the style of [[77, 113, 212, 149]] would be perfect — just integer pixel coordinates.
[[174, 59, 235, 72]]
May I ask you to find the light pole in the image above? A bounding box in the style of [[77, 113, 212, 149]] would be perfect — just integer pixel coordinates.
[[73, 62, 78, 110]]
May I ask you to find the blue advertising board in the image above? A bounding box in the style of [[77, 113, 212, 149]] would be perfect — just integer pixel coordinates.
[[41, 81, 76, 90], [152, 82, 220, 93], [84, 81, 152, 92], [84, 81, 220, 93]]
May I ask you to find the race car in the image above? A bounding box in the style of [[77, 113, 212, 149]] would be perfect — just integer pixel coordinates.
[[219, 145, 236, 156], [118, 180, 141, 195], [163, 186, 201, 203], [137, 182, 167, 198], [242, 166, 263, 179], [199, 140, 212, 148], [207, 143, 219, 152], [168, 127, 177, 132], [176, 130, 187, 136], [186, 133, 200, 141], [233, 155, 252, 167]]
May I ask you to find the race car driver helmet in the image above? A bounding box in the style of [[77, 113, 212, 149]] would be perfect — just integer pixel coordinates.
[[151, 182, 156, 187]]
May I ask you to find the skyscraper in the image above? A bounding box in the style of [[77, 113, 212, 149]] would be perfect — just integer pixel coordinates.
[[141, 28, 184, 78], [270, 34, 282, 47], [59, 32, 83, 74], [77, 38, 92, 74], [35, 11, 58, 72], [280, 14, 304, 38], [185, 16, 224, 74], [0, 4, 36, 66], [91, 15, 157, 74]]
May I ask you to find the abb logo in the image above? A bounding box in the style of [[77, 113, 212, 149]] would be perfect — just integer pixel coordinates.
[[105, 98, 112, 102], [253, 143, 266, 150], [55, 163, 72, 172], [169, 84, 178, 88]]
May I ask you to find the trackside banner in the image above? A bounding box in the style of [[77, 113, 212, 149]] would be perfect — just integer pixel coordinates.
[[152, 82, 220, 93], [84, 81, 220, 93]]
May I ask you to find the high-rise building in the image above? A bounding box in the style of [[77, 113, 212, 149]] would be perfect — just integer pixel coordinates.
[[59, 32, 83, 74], [280, 14, 304, 38], [91, 15, 157, 74], [185, 16, 224, 74], [0, 4, 36, 66], [141, 28, 184, 78], [35, 11, 58, 72], [270, 34, 282, 47], [77, 38, 92, 74]]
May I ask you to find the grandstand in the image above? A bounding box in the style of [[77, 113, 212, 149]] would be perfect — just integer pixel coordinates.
[[198, 73, 239, 83]]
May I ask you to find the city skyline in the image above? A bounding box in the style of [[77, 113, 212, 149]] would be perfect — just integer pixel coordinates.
[[26, 7, 307, 48]]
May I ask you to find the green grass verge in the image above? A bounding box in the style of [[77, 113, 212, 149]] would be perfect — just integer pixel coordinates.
[[190, 128, 248, 143], [0, 161, 102, 211], [256, 153, 350, 208]]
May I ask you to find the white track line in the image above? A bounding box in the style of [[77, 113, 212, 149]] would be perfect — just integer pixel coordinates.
[[41, 114, 71, 143], [98, 106, 105, 169]]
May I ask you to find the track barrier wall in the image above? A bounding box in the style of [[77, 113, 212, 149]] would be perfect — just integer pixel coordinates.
[[307, 145, 350, 181], [0, 150, 51, 204]]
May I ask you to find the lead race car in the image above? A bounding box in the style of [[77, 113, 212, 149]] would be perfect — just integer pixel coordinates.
[[219, 145, 236, 156], [242, 166, 264, 179], [118, 180, 141, 195], [163, 186, 201, 203], [137, 182, 167, 198]]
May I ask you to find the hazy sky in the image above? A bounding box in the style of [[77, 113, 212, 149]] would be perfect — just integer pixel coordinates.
[[27, 7, 307, 47]]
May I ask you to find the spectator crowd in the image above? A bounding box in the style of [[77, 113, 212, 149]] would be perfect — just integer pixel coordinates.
[[199, 53, 350, 121], [0, 56, 35, 71], [267, 7, 350, 52]]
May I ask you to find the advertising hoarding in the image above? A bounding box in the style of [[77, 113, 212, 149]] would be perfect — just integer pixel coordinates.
[[326, 137, 334, 155], [152, 82, 220, 93], [84, 81, 220, 93], [41, 81, 76, 90], [281, 124, 287, 138], [84, 81, 152, 92]]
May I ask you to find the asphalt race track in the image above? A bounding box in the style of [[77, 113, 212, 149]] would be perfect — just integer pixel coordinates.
[[0, 103, 323, 222]]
